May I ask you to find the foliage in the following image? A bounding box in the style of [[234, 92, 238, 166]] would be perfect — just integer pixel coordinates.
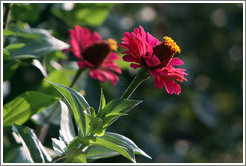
[[48, 82, 147, 163], [3, 3, 243, 163]]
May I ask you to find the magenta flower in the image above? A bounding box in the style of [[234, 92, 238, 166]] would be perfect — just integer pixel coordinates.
[[66, 25, 122, 85], [119, 26, 187, 95]]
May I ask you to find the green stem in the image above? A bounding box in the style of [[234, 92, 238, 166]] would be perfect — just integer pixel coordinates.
[[52, 154, 66, 163], [69, 69, 84, 87], [3, 3, 13, 46], [121, 69, 150, 99], [38, 69, 84, 143], [3, 3, 13, 29]]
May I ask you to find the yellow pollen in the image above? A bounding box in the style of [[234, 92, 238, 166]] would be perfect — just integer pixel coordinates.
[[163, 36, 181, 53], [107, 38, 118, 51]]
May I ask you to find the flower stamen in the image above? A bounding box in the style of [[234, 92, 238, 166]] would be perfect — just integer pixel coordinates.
[[163, 36, 181, 53], [107, 38, 118, 51]]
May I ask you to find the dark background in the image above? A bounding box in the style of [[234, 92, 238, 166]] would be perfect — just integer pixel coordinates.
[[3, 3, 243, 163]]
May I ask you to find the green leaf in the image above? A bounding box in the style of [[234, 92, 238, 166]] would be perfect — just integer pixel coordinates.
[[80, 136, 135, 163], [75, 7, 109, 26], [44, 51, 66, 71], [98, 99, 142, 127], [39, 69, 76, 97], [102, 112, 128, 128], [85, 145, 120, 160], [3, 60, 19, 81], [3, 29, 16, 36], [52, 4, 113, 27], [31, 101, 60, 126], [67, 136, 80, 149], [115, 53, 130, 70], [65, 148, 87, 163], [51, 138, 67, 157], [88, 107, 96, 118], [59, 100, 76, 145], [32, 59, 47, 78], [12, 124, 52, 163], [89, 117, 104, 136], [98, 88, 106, 114], [6, 43, 25, 53], [98, 98, 142, 120], [8, 27, 69, 59], [3, 91, 58, 127], [101, 99, 142, 116], [11, 4, 40, 24], [3, 48, 10, 61], [47, 81, 90, 137], [103, 132, 151, 159]]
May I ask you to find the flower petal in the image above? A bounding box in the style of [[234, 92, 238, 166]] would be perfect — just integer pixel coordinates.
[[99, 70, 119, 85], [168, 57, 184, 66], [143, 54, 161, 67], [70, 39, 81, 58], [90, 69, 107, 82], [130, 63, 143, 69], [163, 77, 181, 95], [91, 31, 102, 41], [155, 77, 164, 89], [101, 62, 122, 74], [105, 52, 120, 61], [122, 55, 140, 63], [78, 60, 94, 69]]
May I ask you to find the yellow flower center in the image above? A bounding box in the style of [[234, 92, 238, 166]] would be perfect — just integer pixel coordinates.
[[163, 36, 181, 53], [107, 38, 118, 51]]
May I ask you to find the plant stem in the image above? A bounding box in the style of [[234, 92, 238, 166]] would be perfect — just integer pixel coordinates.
[[121, 69, 150, 99], [3, 3, 13, 29], [38, 69, 84, 143], [52, 154, 66, 163], [69, 69, 84, 87], [3, 3, 13, 46]]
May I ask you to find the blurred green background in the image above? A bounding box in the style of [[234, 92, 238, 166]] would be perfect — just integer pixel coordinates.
[[3, 3, 243, 163]]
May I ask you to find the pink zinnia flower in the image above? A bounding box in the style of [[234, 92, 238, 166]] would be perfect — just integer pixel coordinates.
[[119, 26, 187, 95], [66, 25, 122, 85]]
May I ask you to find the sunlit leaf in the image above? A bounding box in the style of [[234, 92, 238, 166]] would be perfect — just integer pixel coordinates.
[[31, 101, 60, 126], [5, 43, 25, 53], [8, 27, 69, 59], [47, 81, 90, 137], [102, 112, 128, 128], [84, 145, 120, 160], [103, 132, 151, 159], [80, 136, 135, 163], [59, 100, 76, 145], [32, 59, 47, 78], [89, 117, 104, 136], [97, 98, 142, 127], [51, 3, 113, 27], [3, 29, 16, 36], [12, 124, 52, 163], [99, 99, 142, 117], [65, 148, 86, 163], [115, 53, 130, 70], [3, 48, 10, 61], [51, 138, 67, 157], [97, 88, 106, 115], [39, 69, 76, 97], [3, 91, 58, 127]]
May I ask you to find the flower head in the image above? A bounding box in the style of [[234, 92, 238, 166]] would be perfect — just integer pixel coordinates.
[[66, 25, 122, 85], [118, 26, 187, 95]]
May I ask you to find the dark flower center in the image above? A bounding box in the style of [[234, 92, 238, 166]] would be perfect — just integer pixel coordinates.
[[82, 41, 110, 67], [151, 36, 180, 70]]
